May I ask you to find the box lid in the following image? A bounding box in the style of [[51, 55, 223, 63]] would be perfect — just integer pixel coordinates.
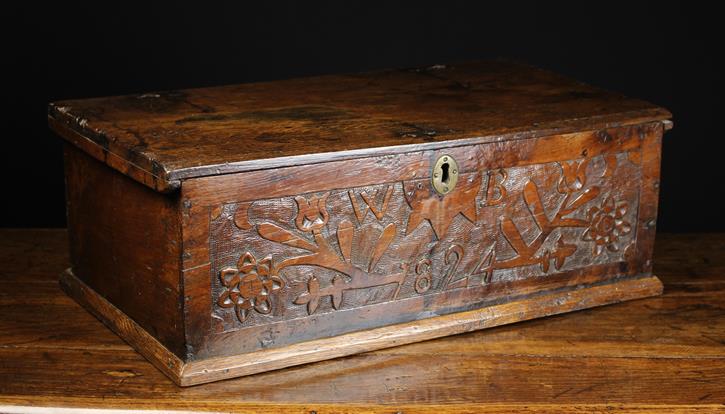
[[48, 60, 671, 193]]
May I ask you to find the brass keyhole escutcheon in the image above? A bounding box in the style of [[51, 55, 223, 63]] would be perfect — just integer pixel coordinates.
[[432, 154, 459, 195]]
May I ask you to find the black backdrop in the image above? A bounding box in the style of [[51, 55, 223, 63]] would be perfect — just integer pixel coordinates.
[[5, 2, 722, 231]]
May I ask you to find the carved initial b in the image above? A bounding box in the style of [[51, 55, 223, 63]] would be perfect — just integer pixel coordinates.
[[484, 169, 507, 206]]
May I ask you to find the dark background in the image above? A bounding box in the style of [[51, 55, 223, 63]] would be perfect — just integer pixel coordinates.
[[4, 2, 722, 231]]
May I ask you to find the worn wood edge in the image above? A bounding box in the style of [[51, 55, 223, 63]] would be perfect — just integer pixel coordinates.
[[48, 99, 671, 184], [48, 113, 179, 193], [59, 269, 185, 383], [166, 114, 671, 181], [180, 275, 663, 386], [1, 401, 722, 414]]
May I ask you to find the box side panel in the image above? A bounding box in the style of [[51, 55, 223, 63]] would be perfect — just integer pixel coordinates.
[[64, 144, 186, 357], [181, 123, 663, 360], [632, 124, 664, 275]]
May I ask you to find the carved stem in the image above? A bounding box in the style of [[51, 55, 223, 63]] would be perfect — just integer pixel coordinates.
[[276, 231, 407, 304]]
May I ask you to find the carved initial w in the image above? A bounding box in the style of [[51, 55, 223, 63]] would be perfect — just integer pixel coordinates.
[[349, 185, 394, 223]]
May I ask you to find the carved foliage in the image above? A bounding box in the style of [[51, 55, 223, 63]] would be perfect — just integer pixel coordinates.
[[252, 193, 407, 316], [495, 159, 598, 273], [211, 152, 639, 328]]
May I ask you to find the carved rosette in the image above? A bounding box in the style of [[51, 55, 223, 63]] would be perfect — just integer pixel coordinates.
[[217, 252, 285, 323], [582, 195, 632, 256]]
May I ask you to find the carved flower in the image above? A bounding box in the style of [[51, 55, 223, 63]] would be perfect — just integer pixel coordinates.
[[558, 159, 589, 193], [217, 252, 285, 323], [294, 193, 330, 233], [582, 195, 632, 256]]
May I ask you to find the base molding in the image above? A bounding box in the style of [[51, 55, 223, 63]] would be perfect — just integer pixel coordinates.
[[59, 269, 185, 381], [60, 269, 662, 386]]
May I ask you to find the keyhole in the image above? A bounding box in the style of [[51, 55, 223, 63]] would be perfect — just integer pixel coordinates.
[[441, 162, 450, 184], [432, 154, 458, 195]]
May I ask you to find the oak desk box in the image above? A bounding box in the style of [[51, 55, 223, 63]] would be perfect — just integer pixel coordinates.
[[49, 61, 671, 386]]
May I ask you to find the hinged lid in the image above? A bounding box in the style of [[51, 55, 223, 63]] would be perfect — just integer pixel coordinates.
[[48, 60, 671, 193]]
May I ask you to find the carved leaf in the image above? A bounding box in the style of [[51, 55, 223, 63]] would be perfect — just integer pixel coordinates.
[[254, 297, 272, 314], [501, 218, 530, 256], [331, 275, 345, 309], [564, 186, 601, 214], [553, 236, 577, 270], [575, 159, 589, 188], [235, 307, 250, 323], [337, 220, 354, 263], [233, 202, 254, 230], [257, 255, 273, 277], [294, 276, 321, 315], [540, 251, 551, 273], [368, 223, 396, 272], [238, 252, 257, 273], [348, 190, 369, 222], [307, 276, 320, 314], [523, 181, 549, 229], [258, 223, 318, 252], [603, 154, 618, 177], [331, 294, 343, 309]]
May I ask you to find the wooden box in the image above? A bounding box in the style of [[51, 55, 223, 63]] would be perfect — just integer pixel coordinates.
[[49, 61, 671, 386]]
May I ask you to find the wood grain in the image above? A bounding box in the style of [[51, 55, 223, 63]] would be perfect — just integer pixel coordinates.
[[48, 60, 671, 191], [1, 230, 723, 412]]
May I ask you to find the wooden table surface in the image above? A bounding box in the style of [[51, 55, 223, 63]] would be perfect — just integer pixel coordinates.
[[0, 230, 723, 413]]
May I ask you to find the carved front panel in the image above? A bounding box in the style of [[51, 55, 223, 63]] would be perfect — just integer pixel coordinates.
[[208, 150, 641, 333]]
